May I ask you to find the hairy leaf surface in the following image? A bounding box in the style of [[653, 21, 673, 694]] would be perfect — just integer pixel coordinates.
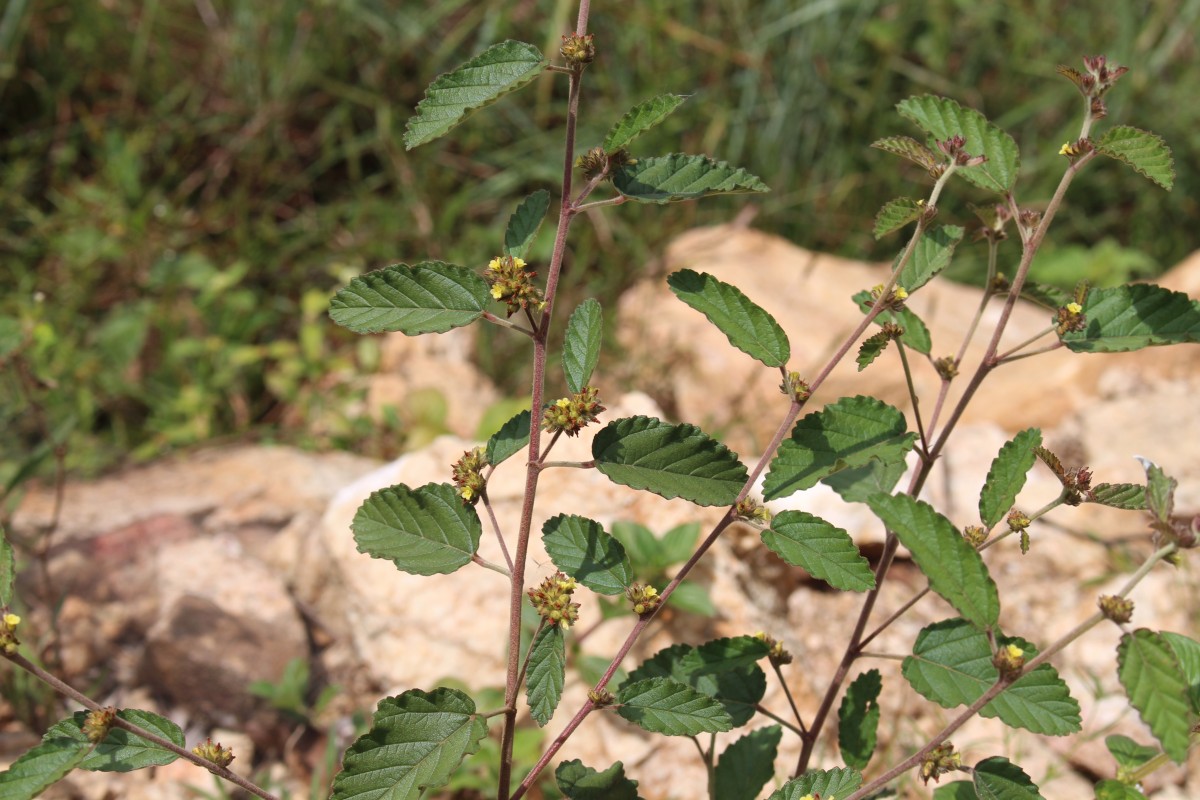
[[624, 640, 767, 727], [329, 262, 491, 335], [1117, 629, 1193, 762], [0, 737, 91, 799], [542, 514, 633, 595], [613, 154, 768, 203], [838, 669, 882, 769], [761, 511, 875, 592], [896, 225, 964, 293], [486, 408, 531, 466], [822, 458, 907, 503], [853, 289, 933, 354], [1161, 631, 1200, 712], [667, 269, 790, 367], [1089, 483, 1147, 510], [714, 726, 782, 800], [766, 768, 862, 800], [563, 299, 604, 393], [1061, 284, 1200, 352], [973, 756, 1045, 799], [979, 428, 1042, 529], [604, 95, 688, 151], [352, 483, 481, 575], [526, 625, 566, 726], [47, 710, 183, 772], [615, 678, 733, 736], [1094, 126, 1175, 190], [503, 190, 551, 260], [555, 759, 642, 800], [874, 197, 926, 239], [897, 95, 1020, 192]]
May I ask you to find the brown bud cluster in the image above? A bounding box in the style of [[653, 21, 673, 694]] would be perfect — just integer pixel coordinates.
[[1057, 55, 1129, 119], [992, 642, 1027, 679], [192, 737, 235, 768], [451, 447, 488, 505], [528, 572, 581, 629], [1099, 594, 1134, 624], [753, 631, 794, 666], [936, 135, 987, 167], [83, 707, 118, 743], [736, 498, 772, 526], [559, 33, 595, 67], [625, 583, 661, 617], [920, 742, 964, 784], [779, 371, 811, 404], [486, 255, 544, 317], [542, 387, 605, 437]]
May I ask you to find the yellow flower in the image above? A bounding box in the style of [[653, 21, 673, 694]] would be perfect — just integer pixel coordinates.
[[1059, 142, 1072, 156], [1066, 302, 1082, 314], [894, 286, 909, 300], [490, 284, 504, 300], [3, 613, 20, 628], [1005, 643, 1024, 660]]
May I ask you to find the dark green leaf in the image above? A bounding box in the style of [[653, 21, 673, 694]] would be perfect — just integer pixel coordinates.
[[973, 756, 1044, 800], [563, 299, 604, 393], [486, 409, 531, 466], [624, 642, 766, 727], [604, 94, 688, 151], [404, 40, 547, 149], [874, 197, 926, 239], [0, 736, 90, 799], [1104, 734, 1159, 771], [761, 511, 875, 592], [667, 269, 790, 367], [352, 483, 482, 576], [615, 678, 733, 736], [526, 625, 565, 727], [0, 527, 14, 606], [822, 459, 907, 504], [838, 669, 882, 769], [896, 225, 964, 293], [613, 154, 769, 203], [766, 767, 863, 800], [503, 190, 551, 260], [1061, 284, 1200, 352], [1089, 483, 1146, 511], [1161, 631, 1200, 713], [714, 726, 782, 800], [896, 95, 1020, 193], [1094, 126, 1175, 191], [1093, 779, 1146, 800], [868, 495, 1000, 630], [853, 290, 933, 354], [764, 396, 916, 501], [542, 514, 633, 596], [46, 710, 184, 772], [1117, 629, 1193, 762], [689, 636, 771, 674], [856, 329, 893, 371], [592, 416, 747, 506], [555, 759, 641, 800], [329, 262, 491, 335], [979, 429, 1042, 529]]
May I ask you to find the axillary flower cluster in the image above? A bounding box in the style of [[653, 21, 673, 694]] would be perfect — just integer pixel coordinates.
[[485, 255, 544, 317], [528, 572, 581, 629], [0, 609, 21, 654]]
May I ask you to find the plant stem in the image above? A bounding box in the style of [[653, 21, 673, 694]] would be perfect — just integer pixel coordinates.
[[994, 325, 1055, 362], [896, 343, 929, 455], [472, 553, 511, 577], [772, 661, 807, 734], [754, 702, 805, 736], [480, 492, 514, 573], [482, 312, 536, 337]]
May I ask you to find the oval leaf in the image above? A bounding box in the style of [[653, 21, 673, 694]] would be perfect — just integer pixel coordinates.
[[330, 688, 487, 800], [1061, 284, 1200, 352], [838, 669, 882, 769], [979, 428, 1043, 529], [766, 768, 863, 800], [1116, 628, 1193, 762], [974, 756, 1045, 800], [46, 710, 184, 772], [504, 190, 551, 260], [1162, 631, 1200, 713], [563, 299, 603, 393], [526, 625, 566, 727], [604, 94, 688, 152], [667, 269, 790, 367], [1095, 126, 1175, 190], [352, 483, 482, 576], [329, 262, 490, 335], [555, 759, 641, 800], [615, 677, 733, 736], [896, 95, 1020, 193], [0, 737, 90, 799], [404, 41, 547, 149], [896, 225, 964, 293], [624, 640, 766, 727], [822, 457, 907, 504], [542, 514, 633, 596], [761, 511, 875, 592], [714, 726, 782, 800], [874, 197, 926, 239], [1105, 734, 1160, 771], [592, 416, 748, 506], [853, 289, 933, 354], [867, 494, 1000, 630], [764, 395, 917, 501], [613, 154, 769, 203], [486, 408, 532, 466], [1089, 483, 1147, 511], [871, 136, 942, 174]]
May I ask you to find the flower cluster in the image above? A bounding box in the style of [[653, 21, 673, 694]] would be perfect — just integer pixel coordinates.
[[625, 583, 661, 616], [486, 255, 544, 317], [0, 610, 20, 655], [542, 387, 605, 437], [1055, 301, 1086, 336], [936, 134, 987, 168], [559, 33, 595, 67], [992, 642, 1026, 678], [1058, 55, 1128, 119], [1099, 594, 1135, 624], [753, 631, 794, 666], [779, 371, 811, 404], [451, 447, 488, 505], [192, 737, 235, 768], [736, 497, 772, 526], [868, 283, 908, 311], [82, 707, 118, 743], [528, 572, 580, 629], [575, 146, 635, 181], [919, 742, 964, 784]]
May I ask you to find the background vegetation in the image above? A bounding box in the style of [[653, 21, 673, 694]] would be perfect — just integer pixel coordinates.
[[2, 0, 1197, 488]]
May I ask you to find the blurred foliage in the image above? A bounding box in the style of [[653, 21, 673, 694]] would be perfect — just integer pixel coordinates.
[[1, 0, 1197, 482]]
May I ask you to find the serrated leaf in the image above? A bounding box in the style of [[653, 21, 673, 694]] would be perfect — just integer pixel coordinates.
[[667, 269, 790, 367], [838, 669, 882, 769], [404, 40, 547, 149], [0, 527, 14, 606], [853, 290, 933, 354], [874, 197, 926, 239], [896, 95, 1020, 193], [542, 514, 633, 595], [761, 511, 875, 592], [486, 409, 531, 466], [973, 756, 1044, 800], [604, 94, 688, 151], [562, 298, 604, 393], [45, 710, 183, 772], [902, 619, 1082, 735], [0, 736, 91, 799], [1104, 734, 1159, 771], [1093, 779, 1146, 800], [688, 636, 771, 674], [1020, 282, 1071, 310], [764, 396, 916, 501], [1161, 631, 1200, 713], [616, 677, 733, 735], [1089, 483, 1147, 510], [714, 726, 782, 800], [613, 154, 769, 203], [1061, 284, 1200, 352], [592, 416, 747, 506], [856, 329, 893, 371], [1140, 459, 1176, 523], [766, 767, 863, 800], [871, 136, 942, 174], [979, 428, 1042, 529], [526, 625, 565, 727], [896, 225, 964, 293], [330, 688, 487, 800], [1094, 126, 1175, 190], [329, 262, 491, 335], [1117, 629, 1194, 762], [352, 483, 482, 576], [868, 495, 1000, 630], [555, 759, 641, 800], [624, 641, 766, 727], [503, 190, 551, 260], [822, 459, 907, 504]]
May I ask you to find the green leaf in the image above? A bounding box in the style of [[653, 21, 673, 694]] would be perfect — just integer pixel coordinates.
[[853, 290, 933, 354], [1089, 483, 1146, 510], [526, 625, 565, 727], [615, 677, 733, 736], [541, 514, 634, 596], [609, 521, 663, 572], [604, 94, 688, 152], [1093, 779, 1146, 800], [689, 636, 771, 674], [1094, 126, 1175, 190], [44, 710, 184, 772], [592, 416, 748, 506], [868, 495, 1000, 630], [874, 197, 926, 239], [562, 299, 603, 393], [0, 527, 14, 606], [503, 190, 551, 260], [856, 329, 893, 371], [624, 641, 766, 727], [0, 736, 91, 799], [1117, 629, 1194, 762], [486, 409, 531, 466], [555, 759, 642, 800], [973, 757, 1044, 799], [766, 767, 863, 800], [659, 522, 701, 565], [765, 396, 916, 502], [404, 40, 547, 149], [896, 225, 965, 293], [1140, 459, 1176, 523], [667, 269, 790, 367], [1020, 282, 1072, 311], [871, 135, 942, 174], [352, 483, 482, 576], [902, 619, 1082, 735], [329, 262, 491, 335], [838, 669, 882, 769], [822, 459, 907, 504], [1104, 734, 1159, 771], [330, 688, 487, 800], [714, 725, 782, 800], [669, 581, 716, 617], [1061, 284, 1200, 352], [761, 511, 875, 592], [1161, 631, 1200, 712], [896, 95, 1020, 193], [613, 154, 769, 203], [933, 782, 980, 800], [979, 428, 1043, 529]]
